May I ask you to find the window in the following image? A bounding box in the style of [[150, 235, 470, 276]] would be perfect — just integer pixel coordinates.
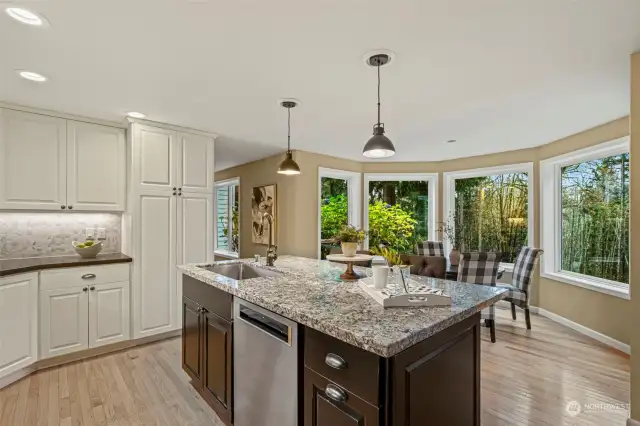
[[215, 178, 240, 257], [363, 174, 438, 253], [318, 168, 361, 259], [444, 164, 533, 266], [541, 137, 629, 298]]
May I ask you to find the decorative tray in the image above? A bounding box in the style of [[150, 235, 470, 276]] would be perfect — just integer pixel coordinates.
[[358, 277, 452, 308]]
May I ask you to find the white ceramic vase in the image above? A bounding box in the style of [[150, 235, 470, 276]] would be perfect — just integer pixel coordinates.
[[341, 242, 358, 257]]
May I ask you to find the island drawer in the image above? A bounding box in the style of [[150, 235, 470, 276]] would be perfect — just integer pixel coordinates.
[[304, 366, 379, 426], [304, 327, 380, 406], [182, 275, 233, 321]]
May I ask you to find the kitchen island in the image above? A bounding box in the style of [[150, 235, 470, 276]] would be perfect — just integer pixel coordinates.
[[178, 255, 506, 426]]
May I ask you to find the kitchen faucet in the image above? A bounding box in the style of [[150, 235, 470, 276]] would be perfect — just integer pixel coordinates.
[[262, 212, 277, 266]]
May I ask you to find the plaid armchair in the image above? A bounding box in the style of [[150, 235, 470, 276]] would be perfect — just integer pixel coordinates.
[[417, 241, 445, 257], [496, 247, 543, 330], [457, 252, 503, 342]]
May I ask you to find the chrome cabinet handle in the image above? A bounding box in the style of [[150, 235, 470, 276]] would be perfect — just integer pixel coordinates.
[[81, 274, 96, 280], [325, 353, 347, 370], [324, 384, 347, 404]]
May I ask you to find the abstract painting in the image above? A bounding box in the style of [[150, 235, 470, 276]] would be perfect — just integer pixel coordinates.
[[251, 184, 276, 245]]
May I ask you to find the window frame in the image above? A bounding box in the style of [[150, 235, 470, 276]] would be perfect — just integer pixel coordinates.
[[214, 177, 240, 259], [318, 168, 362, 259], [443, 163, 534, 271], [540, 137, 630, 299], [363, 173, 439, 250]]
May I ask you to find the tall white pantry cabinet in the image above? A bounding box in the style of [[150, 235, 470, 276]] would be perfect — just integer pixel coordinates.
[[124, 122, 215, 339]]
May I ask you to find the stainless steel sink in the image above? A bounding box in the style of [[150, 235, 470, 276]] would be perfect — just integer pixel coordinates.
[[201, 263, 281, 280]]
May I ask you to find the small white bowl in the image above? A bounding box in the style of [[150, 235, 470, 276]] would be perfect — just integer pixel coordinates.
[[72, 241, 104, 258]]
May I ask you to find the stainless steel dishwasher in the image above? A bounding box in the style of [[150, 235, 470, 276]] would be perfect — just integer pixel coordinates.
[[233, 299, 298, 426]]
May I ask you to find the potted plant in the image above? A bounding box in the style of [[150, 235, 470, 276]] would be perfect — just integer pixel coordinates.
[[336, 225, 366, 257], [438, 216, 462, 266]]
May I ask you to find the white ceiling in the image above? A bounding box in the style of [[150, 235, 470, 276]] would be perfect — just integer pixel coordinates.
[[1, 0, 639, 170]]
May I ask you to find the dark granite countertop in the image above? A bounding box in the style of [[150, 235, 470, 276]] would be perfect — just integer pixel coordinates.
[[0, 253, 132, 277], [178, 255, 507, 357]]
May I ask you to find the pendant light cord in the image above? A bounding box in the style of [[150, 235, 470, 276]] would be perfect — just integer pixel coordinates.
[[377, 61, 381, 125], [287, 107, 291, 153]]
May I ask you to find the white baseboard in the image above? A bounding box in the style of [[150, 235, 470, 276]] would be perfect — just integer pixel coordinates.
[[627, 417, 640, 426], [534, 306, 630, 354]]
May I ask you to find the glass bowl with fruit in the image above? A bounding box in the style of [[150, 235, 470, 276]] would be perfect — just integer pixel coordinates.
[[72, 240, 104, 258]]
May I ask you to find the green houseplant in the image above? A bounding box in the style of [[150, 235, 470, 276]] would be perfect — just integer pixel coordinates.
[[336, 225, 366, 257]]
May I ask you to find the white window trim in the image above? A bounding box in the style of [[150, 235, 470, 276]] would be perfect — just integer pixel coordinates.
[[318, 168, 362, 259], [214, 177, 240, 259], [443, 162, 535, 269], [540, 136, 629, 299], [363, 173, 439, 250]]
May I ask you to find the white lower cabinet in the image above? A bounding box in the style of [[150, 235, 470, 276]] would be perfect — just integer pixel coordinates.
[[39, 265, 131, 360], [40, 286, 89, 358], [89, 281, 130, 348], [0, 273, 38, 379]]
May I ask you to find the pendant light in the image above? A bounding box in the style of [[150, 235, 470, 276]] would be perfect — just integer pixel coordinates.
[[363, 53, 396, 158], [277, 100, 301, 175]]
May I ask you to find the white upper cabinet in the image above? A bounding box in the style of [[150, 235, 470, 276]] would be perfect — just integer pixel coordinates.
[[178, 132, 214, 193], [0, 273, 38, 380], [134, 124, 177, 192], [0, 109, 67, 210], [67, 121, 126, 211], [0, 108, 126, 212]]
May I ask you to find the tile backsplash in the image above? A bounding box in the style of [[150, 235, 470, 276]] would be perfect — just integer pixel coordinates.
[[0, 212, 121, 259]]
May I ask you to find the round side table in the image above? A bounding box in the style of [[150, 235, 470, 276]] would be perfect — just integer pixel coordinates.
[[325, 254, 373, 281]]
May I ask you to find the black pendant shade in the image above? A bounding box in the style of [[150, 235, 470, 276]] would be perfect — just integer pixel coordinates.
[[277, 151, 301, 175], [277, 100, 301, 175], [363, 53, 396, 158], [363, 123, 395, 158]]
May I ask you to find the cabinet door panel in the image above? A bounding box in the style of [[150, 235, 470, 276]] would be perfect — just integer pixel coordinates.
[[304, 367, 378, 426], [176, 193, 213, 326], [133, 191, 177, 338], [0, 273, 38, 378], [40, 286, 89, 358], [178, 132, 214, 193], [89, 281, 130, 348], [202, 311, 232, 424], [134, 125, 176, 192], [67, 121, 125, 211], [182, 297, 203, 387], [0, 109, 67, 210]]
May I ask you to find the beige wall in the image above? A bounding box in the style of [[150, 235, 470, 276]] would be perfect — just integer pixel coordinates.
[[629, 52, 639, 421], [214, 150, 361, 259], [216, 117, 631, 347]]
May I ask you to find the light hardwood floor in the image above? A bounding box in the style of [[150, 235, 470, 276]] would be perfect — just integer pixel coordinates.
[[0, 307, 630, 426]]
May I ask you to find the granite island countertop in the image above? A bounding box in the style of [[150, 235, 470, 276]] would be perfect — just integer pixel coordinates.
[[178, 255, 507, 358], [0, 253, 132, 277]]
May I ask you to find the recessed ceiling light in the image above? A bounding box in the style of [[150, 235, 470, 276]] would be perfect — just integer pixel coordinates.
[[447, 139, 457, 143], [17, 70, 48, 82], [5, 7, 47, 26], [127, 112, 147, 119]]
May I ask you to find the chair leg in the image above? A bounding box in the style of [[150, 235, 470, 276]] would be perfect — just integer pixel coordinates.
[[510, 303, 516, 320], [525, 308, 532, 330], [489, 320, 496, 343]]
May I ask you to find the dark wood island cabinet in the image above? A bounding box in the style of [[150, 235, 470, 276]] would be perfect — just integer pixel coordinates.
[[182, 275, 234, 425], [179, 256, 505, 426]]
